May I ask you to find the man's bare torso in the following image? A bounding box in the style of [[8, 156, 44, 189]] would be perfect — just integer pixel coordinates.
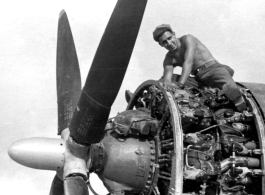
[[165, 35, 216, 71]]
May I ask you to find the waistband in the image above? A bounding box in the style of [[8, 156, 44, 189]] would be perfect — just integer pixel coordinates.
[[192, 60, 219, 75]]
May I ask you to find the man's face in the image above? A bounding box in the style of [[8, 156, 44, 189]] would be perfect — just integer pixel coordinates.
[[158, 31, 178, 51]]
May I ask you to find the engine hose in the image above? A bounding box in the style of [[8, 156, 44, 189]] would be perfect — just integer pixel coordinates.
[[198, 124, 244, 136], [198, 124, 219, 133], [220, 183, 244, 191], [184, 146, 213, 160]]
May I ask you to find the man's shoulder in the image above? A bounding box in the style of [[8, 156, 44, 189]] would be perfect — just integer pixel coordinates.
[[180, 34, 196, 42], [164, 52, 173, 64], [164, 52, 177, 66], [165, 51, 174, 57], [165, 51, 177, 60]]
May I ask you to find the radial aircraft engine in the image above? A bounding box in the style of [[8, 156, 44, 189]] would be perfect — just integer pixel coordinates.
[[8, 0, 265, 195]]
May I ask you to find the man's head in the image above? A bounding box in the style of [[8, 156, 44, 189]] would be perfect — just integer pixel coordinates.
[[153, 24, 178, 51], [153, 24, 173, 41]]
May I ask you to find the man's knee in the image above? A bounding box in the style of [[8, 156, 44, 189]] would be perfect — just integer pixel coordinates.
[[222, 82, 241, 101]]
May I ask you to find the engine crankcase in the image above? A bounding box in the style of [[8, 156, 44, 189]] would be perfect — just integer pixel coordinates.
[[91, 131, 156, 194]]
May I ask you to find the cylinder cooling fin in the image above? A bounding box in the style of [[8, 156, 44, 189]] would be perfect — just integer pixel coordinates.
[[125, 80, 264, 195]]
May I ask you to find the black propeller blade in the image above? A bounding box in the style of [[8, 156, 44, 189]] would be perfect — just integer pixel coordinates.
[[56, 10, 82, 135], [52, 10, 83, 195], [69, 0, 148, 145], [49, 175, 64, 195], [64, 176, 89, 195], [54, 1, 147, 195]]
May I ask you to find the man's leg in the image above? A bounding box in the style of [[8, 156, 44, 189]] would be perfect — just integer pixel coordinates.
[[196, 64, 246, 111]]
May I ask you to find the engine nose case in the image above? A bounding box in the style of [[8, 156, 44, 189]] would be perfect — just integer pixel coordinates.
[[90, 129, 157, 194]]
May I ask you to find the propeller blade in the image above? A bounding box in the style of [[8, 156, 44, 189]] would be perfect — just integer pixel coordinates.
[[64, 176, 89, 195], [69, 0, 148, 144], [49, 175, 64, 195], [57, 10, 82, 135]]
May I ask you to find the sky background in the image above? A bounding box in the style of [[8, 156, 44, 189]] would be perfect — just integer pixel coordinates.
[[1, 0, 265, 194]]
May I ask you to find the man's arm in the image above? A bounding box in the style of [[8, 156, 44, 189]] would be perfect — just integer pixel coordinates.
[[178, 34, 197, 85], [163, 54, 177, 87]]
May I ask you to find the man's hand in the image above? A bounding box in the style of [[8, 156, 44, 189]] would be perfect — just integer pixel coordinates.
[[165, 82, 177, 88], [164, 82, 184, 90]]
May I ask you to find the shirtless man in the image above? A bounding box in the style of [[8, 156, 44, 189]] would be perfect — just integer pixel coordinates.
[[153, 24, 246, 112]]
